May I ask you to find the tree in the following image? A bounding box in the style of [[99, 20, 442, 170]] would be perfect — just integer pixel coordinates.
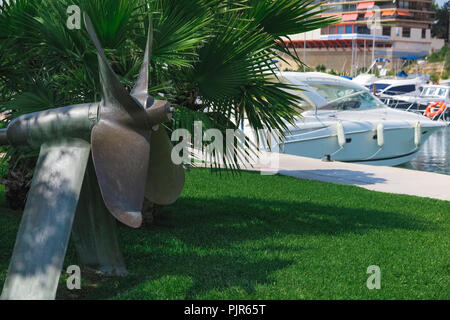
[[0, 0, 337, 210], [432, 1, 450, 41]]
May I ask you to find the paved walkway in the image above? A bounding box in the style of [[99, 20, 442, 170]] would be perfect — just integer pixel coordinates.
[[249, 152, 450, 201]]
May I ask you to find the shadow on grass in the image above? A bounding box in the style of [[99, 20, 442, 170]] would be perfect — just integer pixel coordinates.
[[0, 209, 21, 288], [54, 195, 435, 300], [164, 196, 433, 245], [280, 169, 387, 185]]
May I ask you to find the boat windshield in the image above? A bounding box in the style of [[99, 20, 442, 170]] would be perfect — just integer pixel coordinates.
[[421, 87, 449, 98], [307, 84, 360, 101], [318, 90, 387, 111]]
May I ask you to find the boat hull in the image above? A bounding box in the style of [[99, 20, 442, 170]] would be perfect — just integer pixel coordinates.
[[247, 115, 446, 167], [281, 127, 434, 166]]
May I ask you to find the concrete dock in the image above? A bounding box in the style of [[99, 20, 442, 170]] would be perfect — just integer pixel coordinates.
[[252, 152, 450, 202]]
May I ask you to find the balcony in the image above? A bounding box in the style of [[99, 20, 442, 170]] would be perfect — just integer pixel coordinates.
[[322, 9, 434, 24]]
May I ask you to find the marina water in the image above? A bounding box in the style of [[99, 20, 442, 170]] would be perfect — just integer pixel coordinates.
[[399, 126, 450, 175]]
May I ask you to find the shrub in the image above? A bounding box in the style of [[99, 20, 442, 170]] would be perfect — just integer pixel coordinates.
[[429, 72, 440, 84], [427, 46, 450, 63], [328, 69, 338, 75], [386, 70, 395, 76], [315, 64, 326, 72], [357, 67, 368, 74], [297, 65, 312, 72]]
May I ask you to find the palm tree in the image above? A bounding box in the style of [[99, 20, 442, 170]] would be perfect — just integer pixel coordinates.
[[0, 0, 337, 211]]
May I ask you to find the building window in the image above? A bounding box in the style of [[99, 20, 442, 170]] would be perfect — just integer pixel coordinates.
[[402, 27, 411, 38], [356, 25, 370, 35], [329, 25, 337, 34], [346, 25, 353, 34], [321, 27, 328, 35], [422, 28, 426, 39], [343, 4, 356, 11], [331, 5, 343, 12], [338, 25, 345, 34], [382, 26, 391, 36], [399, 1, 410, 9]]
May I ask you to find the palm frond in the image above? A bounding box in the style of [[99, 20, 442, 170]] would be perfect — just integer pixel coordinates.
[[1, 0, 337, 170]]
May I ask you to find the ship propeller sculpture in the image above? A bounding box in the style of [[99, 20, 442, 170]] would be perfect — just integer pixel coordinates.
[[0, 14, 185, 300]]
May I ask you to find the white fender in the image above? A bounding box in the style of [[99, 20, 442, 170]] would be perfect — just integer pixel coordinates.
[[337, 121, 346, 147], [414, 121, 421, 147], [377, 123, 384, 147]]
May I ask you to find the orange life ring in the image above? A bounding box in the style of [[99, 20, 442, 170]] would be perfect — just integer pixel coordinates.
[[424, 101, 446, 118]]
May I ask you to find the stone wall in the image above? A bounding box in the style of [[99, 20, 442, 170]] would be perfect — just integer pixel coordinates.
[[279, 49, 387, 74]]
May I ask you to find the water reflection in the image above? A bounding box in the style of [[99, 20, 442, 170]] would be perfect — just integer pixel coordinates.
[[399, 126, 450, 175]]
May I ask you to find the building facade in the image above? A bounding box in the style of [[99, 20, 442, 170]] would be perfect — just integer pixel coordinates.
[[285, 0, 436, 74]]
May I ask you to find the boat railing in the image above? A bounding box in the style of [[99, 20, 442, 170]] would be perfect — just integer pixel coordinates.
[[380, 96, 449, 122]]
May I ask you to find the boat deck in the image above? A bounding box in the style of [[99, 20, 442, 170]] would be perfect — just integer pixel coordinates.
[[253, 152, 450, 202]]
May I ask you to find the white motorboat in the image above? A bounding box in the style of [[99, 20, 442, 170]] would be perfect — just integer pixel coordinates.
[[352, 58, 429, 96], [381, 85, 450, 121], [243, 72, 447, 166], [353, 74, 428, 96]]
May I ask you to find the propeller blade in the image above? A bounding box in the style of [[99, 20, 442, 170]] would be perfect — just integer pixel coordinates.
[[85, 13, 152, 228], [83, 13, 146, 116], [131, 16, 153, 108], [91, 121, 150, 228], [84, 13, 182, 225], [145, 126, 185, 205]]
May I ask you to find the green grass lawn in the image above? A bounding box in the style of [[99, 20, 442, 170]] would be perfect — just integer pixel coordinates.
[[0, 168, 449, 299]]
